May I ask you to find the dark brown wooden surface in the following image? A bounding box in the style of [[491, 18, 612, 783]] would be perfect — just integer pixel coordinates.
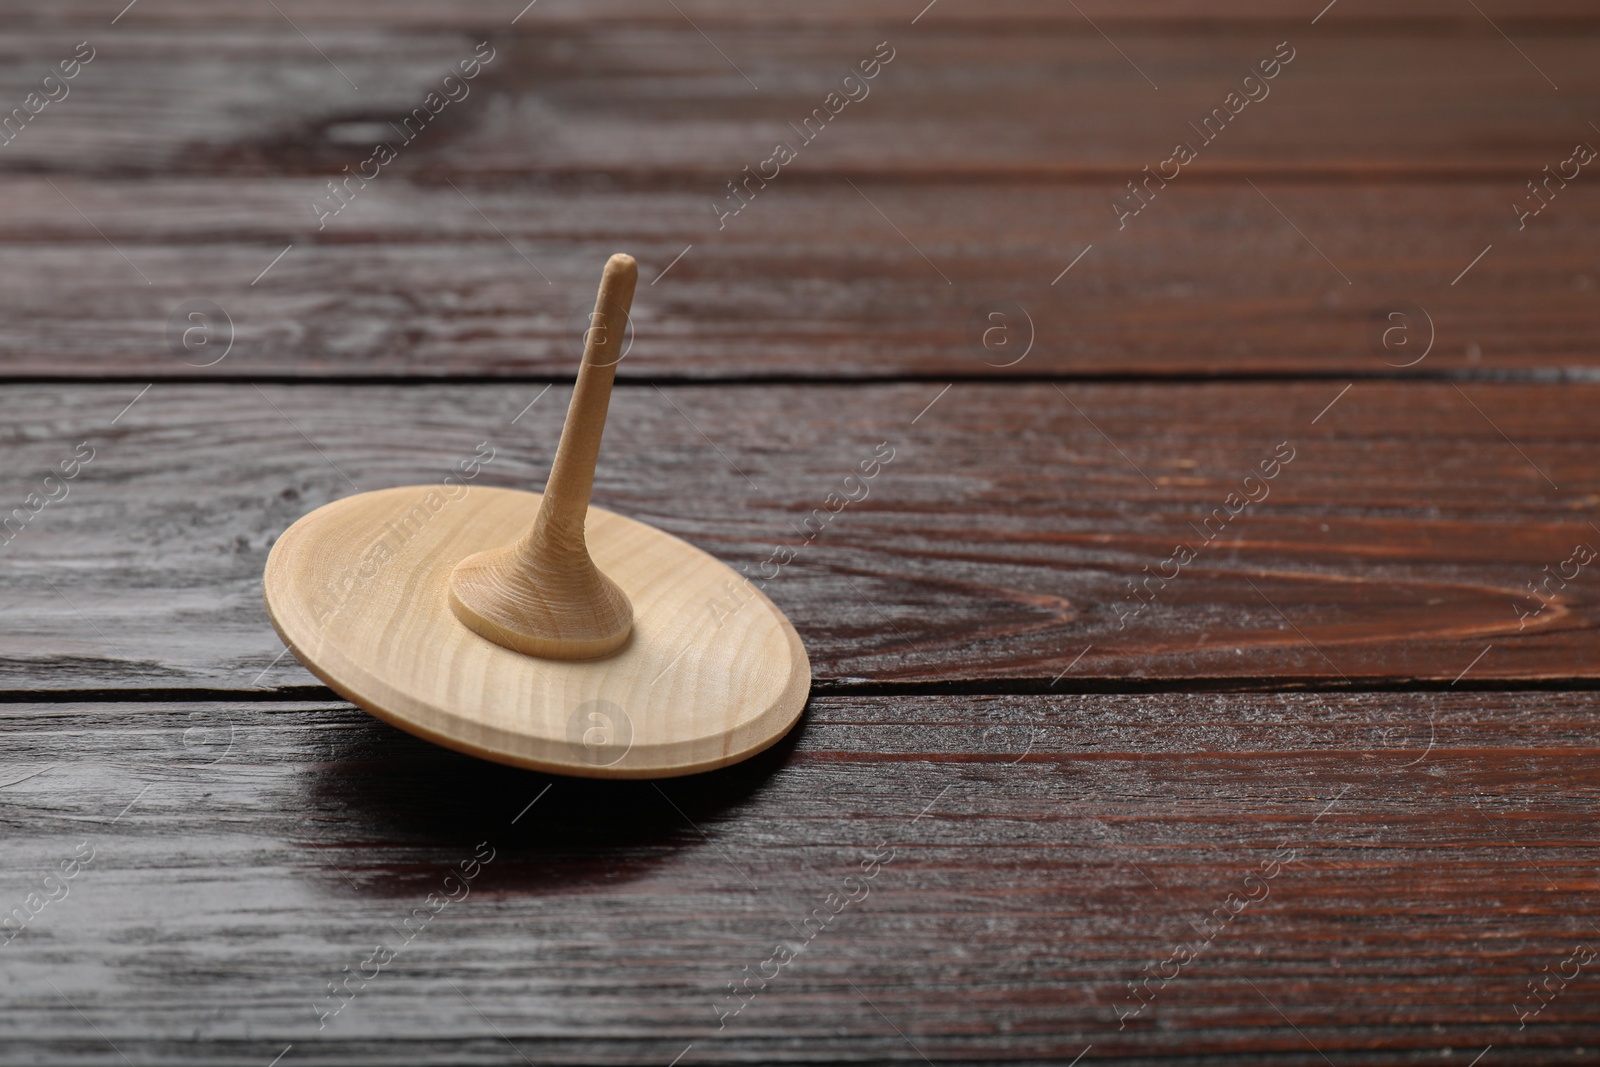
[[1, 3, 1598, 379], [11, 0, 1600, 27], [5, 181, 1599, 379], [3, 693, 1599, 1065], [0, 26, 1594, 176], [4, 2, 1599, 1064], [7, 380, 1600, 691]]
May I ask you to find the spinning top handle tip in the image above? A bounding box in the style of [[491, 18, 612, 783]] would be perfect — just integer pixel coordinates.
[[528, 253, 637, 545]]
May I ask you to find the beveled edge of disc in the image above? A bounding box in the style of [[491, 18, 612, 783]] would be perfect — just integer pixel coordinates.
[[262, 486, 811, 779]]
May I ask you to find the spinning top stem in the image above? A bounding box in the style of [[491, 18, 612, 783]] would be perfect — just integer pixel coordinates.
[[447, 253, 637, 659]]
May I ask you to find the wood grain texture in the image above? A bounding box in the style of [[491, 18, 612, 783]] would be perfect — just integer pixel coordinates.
[[0, 27, 1594, 178], [3, 382, 1599, 692], [2, 1, 1595, 1061], [9, 0, 1600, 29], [0, 179, 1595, 379], [0, 691, 1595, 1063]]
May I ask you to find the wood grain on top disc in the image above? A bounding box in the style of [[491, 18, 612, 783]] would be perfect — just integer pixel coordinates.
[[263, 485, 810, 778]]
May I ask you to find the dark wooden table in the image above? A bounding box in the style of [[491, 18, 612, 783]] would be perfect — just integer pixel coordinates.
[[4, 2, 1600, 1063]]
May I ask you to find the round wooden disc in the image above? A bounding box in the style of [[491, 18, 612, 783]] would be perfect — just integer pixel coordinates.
[[263, 485, 809, 778]]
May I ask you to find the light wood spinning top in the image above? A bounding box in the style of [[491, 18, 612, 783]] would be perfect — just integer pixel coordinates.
[[263, 254, 810, 778]]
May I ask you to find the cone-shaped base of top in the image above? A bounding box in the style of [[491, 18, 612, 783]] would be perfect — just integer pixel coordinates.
[[448, 541, 634, 660]]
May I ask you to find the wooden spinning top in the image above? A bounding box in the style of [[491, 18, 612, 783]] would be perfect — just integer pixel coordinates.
[[263, 255, 809, 778]]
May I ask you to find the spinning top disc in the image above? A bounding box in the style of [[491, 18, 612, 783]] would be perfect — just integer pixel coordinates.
[[263, 485, 809, 778], [262, 253, 810, 778]]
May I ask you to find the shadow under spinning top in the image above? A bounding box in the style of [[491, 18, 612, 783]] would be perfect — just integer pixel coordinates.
[[263, 254, 810, 778]]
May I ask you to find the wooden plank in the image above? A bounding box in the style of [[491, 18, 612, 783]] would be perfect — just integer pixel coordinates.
[[3, 381, 1598, 691], [1, 691, 1595, 1062], [2, 179, 1594, 379], [0, 27, 1593, 177], [11, 0, 1600, 29]]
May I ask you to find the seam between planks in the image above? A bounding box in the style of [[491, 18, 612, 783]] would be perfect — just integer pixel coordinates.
[[10, 369, 1600, 387], [8, 676, 1600, 704]]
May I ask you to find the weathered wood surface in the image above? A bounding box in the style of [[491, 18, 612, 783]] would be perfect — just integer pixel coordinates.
[[2, 382, 1597, 692], [3, 0, 1597, 1062], [5, 4, 1595, 381], [0, 179, 1594, 379], [0, 26, 1593, 178], [2, 691, 1596, 1064], [12, 0, 1600, 28]]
